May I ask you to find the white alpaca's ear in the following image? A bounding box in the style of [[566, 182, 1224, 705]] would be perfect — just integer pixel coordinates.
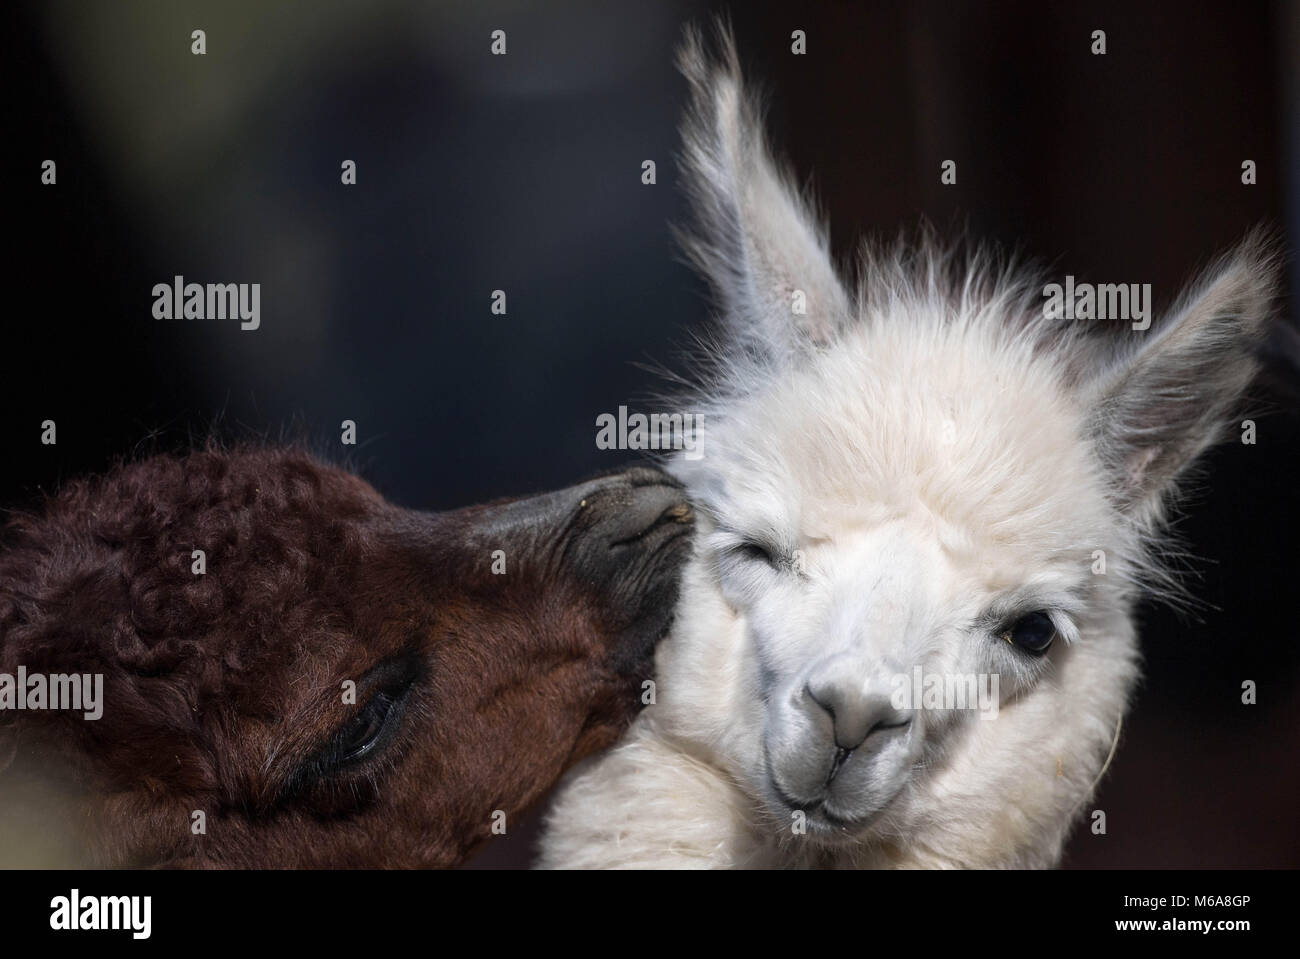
[[676, 24, 851, 363], [1084, 233, 1278, 527]]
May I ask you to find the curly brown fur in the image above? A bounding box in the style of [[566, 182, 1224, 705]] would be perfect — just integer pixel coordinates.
[[0, 445, 691, 867]]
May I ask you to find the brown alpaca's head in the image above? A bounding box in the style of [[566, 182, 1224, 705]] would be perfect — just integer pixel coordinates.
[[0, 447, 692, 867]]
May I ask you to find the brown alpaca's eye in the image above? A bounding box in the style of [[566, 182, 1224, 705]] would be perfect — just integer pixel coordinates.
[[296, 655, 422, 790], [337, 688, 404, 764], [1002, 611, 1057, 655]]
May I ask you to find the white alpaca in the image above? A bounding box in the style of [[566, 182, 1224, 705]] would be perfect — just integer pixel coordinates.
[[539, 27, 1278, 869]]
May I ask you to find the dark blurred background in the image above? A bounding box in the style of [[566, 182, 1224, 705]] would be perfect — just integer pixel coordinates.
[[6, 0, 1298, 868]]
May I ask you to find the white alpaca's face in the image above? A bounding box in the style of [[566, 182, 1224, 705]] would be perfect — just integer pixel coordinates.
[[680, 330, 1117, 841]]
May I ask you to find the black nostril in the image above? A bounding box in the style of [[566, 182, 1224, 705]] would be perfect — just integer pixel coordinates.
[[608, 501, 693, 548], [874, 714, 912, 731], [856, 712, 912, 748]]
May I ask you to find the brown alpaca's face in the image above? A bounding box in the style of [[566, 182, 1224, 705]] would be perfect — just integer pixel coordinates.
[[0, 452, 692, 868]]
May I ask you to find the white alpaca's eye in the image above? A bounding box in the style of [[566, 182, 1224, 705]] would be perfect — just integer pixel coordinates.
[[1001, 611, 1057, 655], [729, 540, 778, 567]]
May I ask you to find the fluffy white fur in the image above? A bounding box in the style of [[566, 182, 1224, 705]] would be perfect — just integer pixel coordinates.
[[539, 25, 1278, 869]]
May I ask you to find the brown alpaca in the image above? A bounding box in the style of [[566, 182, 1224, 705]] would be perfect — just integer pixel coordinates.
[[0, 446, 692, 867]]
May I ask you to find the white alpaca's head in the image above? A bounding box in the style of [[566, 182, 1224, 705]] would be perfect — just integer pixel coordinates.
[[659, 26, 1277, 864]]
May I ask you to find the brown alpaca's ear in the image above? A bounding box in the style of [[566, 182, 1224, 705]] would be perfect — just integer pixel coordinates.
[[1084, 231, 1280, 528], [675, 21, 851, 362]]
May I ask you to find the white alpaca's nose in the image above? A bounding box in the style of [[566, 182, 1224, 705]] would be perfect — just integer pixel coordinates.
[[804, 673, 911, 754]]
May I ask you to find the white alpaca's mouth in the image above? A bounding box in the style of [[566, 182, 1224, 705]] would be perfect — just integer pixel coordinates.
[[759, 733, 910, 842], [767, 777, 887, 832]]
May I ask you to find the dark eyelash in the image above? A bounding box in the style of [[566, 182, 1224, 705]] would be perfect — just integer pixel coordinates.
[[280, 654, 423, 802], [731, 541, 778, 564], [331, 685, 410, 766], [976, 602, 1060, 631]]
